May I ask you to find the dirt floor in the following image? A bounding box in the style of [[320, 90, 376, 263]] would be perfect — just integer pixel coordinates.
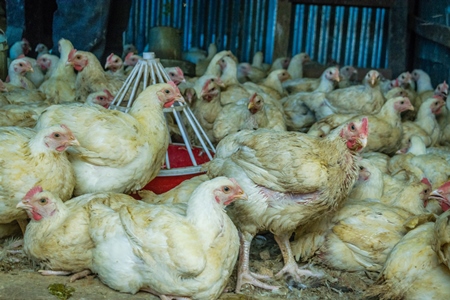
[[0, 233, 377, 300]]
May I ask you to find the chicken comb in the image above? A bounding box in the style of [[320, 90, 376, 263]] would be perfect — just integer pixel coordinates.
[[361, 117, 369, 135], [249, 93, 258, 102], [439, 181, 450, 191], [124, 52, 134, 63], [175, 67, 184, 77], [421, 178, 432, 187], [17, 54, 25, 59], [167, 80, 179, 91], [106, 53, 115, 63], [103, 89, 113, 99], [24, 186, 43, 200], [68, 49, 77, 62]]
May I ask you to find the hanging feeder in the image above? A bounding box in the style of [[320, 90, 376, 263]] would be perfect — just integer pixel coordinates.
[[109, 52, 215, 194]]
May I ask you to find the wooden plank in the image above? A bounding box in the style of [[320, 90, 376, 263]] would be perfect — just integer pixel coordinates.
[[413, 17, 450, 49], [289, 0, 393, 8], [303, 63, 392, 81], [273, 0, 293, 59], [387, 0, 409, 77]]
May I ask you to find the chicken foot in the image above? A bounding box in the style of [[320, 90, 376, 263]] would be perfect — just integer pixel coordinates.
[[235, 231, 280, 293], [38, 269, 92, 282], [274, 233, 323, 282]]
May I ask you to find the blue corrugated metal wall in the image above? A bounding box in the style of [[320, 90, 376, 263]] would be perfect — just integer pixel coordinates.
[[125, 0, 389, 68], [291, 4, 389, 68], [125, 0, 276, 63]]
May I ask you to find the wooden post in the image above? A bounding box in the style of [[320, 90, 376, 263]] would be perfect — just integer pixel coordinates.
[[388, 0, 409, 77], [273, 0, 293, 60]]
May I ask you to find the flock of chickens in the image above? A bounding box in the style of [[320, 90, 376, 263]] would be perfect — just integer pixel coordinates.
[[0, 36, 450, 299]]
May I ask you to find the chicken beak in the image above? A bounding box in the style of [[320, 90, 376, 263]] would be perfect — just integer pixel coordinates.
[[68, 137, 80, 147], [104, 62, 110, 69], [247, 101, 255, 110], [358, 136, 368, 149], [28, 67, 34, 73], [16, 200, 32, 210]]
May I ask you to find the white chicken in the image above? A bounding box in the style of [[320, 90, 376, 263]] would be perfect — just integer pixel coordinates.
[[89, 177, 246, 299], [0, 125, 78, 232], [35, 82, 184, 196]]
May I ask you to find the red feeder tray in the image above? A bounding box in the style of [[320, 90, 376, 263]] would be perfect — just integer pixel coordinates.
[[139, 144, 213, 195]]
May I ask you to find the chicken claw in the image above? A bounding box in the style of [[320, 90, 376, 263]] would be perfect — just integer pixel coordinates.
[[235, 232, 280, 293], [274, 234, 323, 281]]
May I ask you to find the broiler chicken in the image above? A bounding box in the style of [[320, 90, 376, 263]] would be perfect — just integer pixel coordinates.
[[366, 219, 450, 299], [213, 93, 285, 142], [104, 53, 125, 78], [206, 118, 369, 291], [195, 43, 218, 76], [217, 55, 252, 106], [67, 49, 125, 102], [16, 186, 140, 282], [401, 96, 445, 148], [88, 177, 246, 299], [308, 96, 413, 155], [433, 209, 450, 269], [35, 43, 49, 58], [281, 66, 340, 131], [0, 125, 78, 232], [38, 38, 77, 104], [291, 159, 431, 269], [243, 69, 291, 100], [314, 70, 385, 119], [286, 52, 310, 80], [337, 65, 358, 88], [7, 58, 35, 90], [37, 54, 60, 80], [9, 38, 31, 60], [35, 82, 183, 196], [189, 76, 224, 144]]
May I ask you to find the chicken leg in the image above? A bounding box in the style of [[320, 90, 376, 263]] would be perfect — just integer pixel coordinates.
[[38, 269, 92, 282], [274, 233, 323, 281], [235, 231, 280, 293], [140, 287, 191, 300]]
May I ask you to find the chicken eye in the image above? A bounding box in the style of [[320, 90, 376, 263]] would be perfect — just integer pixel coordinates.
[[359, 166, 364, 170], [424, 189, 429, 193], [350, 124, 355, 131], [401, 75, 405, 79], [346, 67, 349, 71], [223, 186, 230, 193], [40, 198, 47, 204], [165, 89, 170, 94], [19, 63, 23, 67], [98, 97, 105, 101], [169, 72, 175, 76], [54, 133, 60, 138], [435, 102, 438, 105], [329, 71, 332, 75], [400, 101, 404, 104]]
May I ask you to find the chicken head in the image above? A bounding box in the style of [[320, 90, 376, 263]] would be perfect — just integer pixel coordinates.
[[123, 52, 142, 67], [164, 67, 185, 85], [393, 96, 414, 113], [16, 186, 56, 221], [104, 53, 123, 72], [364, 70, 381, 87], [324, 66, 340, 83], [43, 124, 79, 152], [247, 93, 264, 114], [429, 181, 450, 212], [339, 117, 369, 152], [213, 177, 248, 206], [86, 89, 114, 108], [67, 49, 88, 72], [155, 81, 184, 108], [199, 78, 221, 102], [12, 58, 33, 76]]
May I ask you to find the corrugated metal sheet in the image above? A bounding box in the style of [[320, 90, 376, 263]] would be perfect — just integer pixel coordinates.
[[291, 4, 389, 68], [125, 1, 389, 67], [125, 0, 277, 63]]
